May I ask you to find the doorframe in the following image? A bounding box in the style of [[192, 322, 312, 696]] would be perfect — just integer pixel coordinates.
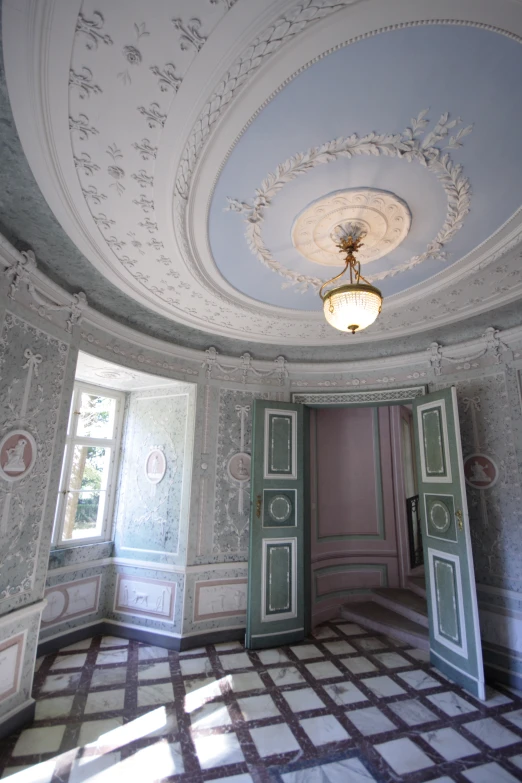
[[292, 386, 428, 622]]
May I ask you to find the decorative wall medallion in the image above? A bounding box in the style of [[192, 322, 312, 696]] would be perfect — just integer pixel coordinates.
[[0, 430, 37, 482], [145, 448, 167, 484], [292, 189, 411, 267], [268, 494, 292, 522], [464, 453, 499, 489], [429, 501, 451, 533], [227, 451, 251, 482]]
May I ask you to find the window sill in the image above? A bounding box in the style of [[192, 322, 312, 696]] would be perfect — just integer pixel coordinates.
[[48, 540, 114, 570]]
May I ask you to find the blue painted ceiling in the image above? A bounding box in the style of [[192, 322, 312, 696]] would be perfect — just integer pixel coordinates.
[[209, 24, 522, 311]]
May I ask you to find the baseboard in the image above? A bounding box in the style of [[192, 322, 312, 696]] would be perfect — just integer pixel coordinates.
[[483, 641, 522, 691], [38, 620, 244, 655], [0, 699, 35, 740]]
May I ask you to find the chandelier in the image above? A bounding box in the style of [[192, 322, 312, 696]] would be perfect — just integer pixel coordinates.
[[319, 227, 383, 334]]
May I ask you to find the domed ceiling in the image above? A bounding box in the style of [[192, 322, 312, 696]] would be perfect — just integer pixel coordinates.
[[4, 0, 522, 349]]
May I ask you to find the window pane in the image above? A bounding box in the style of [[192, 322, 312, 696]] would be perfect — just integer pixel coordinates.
[[62, 490, 107, 540], [76, 392, 117, 439], [61, 445, 111, 540]]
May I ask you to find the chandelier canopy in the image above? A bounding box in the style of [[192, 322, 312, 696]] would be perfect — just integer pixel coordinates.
[[319, 227, 383, 334]]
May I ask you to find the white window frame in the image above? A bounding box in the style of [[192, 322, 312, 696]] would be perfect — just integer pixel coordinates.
[[52, 381, 125, 547]]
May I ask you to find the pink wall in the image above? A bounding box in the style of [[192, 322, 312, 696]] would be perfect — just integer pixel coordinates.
[[310, 406, 405, 625]]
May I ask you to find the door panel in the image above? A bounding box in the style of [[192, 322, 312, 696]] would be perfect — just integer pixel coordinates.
[[413, 387, 485, 699], [246, 401, 307, 649]]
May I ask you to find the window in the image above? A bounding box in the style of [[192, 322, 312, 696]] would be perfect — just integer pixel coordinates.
[[53, 383, 124, 546]]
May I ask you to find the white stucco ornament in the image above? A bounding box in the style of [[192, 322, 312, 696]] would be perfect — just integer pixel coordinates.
[[0, 429, 37, 482], [292, 188, 411, 267]]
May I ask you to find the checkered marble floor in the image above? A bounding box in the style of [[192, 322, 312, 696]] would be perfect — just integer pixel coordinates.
[[1, 622, 522, 782]]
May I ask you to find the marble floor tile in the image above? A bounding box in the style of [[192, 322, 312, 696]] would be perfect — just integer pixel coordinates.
[[95, 649, 128, 666], [361, 675, 406, 698], [34, 695, 75, 720], [77, 717, 124, 746], [282, 757, 376, 783], [345, 705, 396, 736], [12, 725, 66, 756], [406, 647, 431, 662], [334, 623, 365, 636], [219, 652, 253, 670], [51, 653, 88, 671], [1, 760, 56, 782], [502, 708, 522, 730], [355, 637, 387, 651], [137, 660, 172, 680], [305, 661, 343, 680], [39, 672, 82, 693], [183, 677, 221, 711], [191, 701, 232, 730], [510, 754, 522, 771], [58, 640, 92, 652], [237, 694, 280, 721], [178, 646, 207, 656], [322, 640, 356, 655], [68, 753, 121, 783], [290, 644, 324, 660], [464, 717, 520, 749], [299, 714, 350, 745], [99, 636, 129, 647], [422, 726, 479, 761], [463, 761, 521, 783], [226, 671, 266, 692], [341, 656, 377, 675], [322, 682, 367, 706], [398, 668, 441, 690], [427, 690, 478, 717], [193, 731, 245, 769], [84, 689, 126, 714], [183, 675, 218, 695], [214, 641, 244, 651], [467, 685, 512, 708], [267, 666, 306, 687], [90, 666, 127, 688], [212, 776, 253, 783], [282, 688, 325, 713], [256, 649, 289, 665], [312, 626, 338, 640], [388, 698, 438, 726], [121, 741, 184, 777], [373, 652, 411, 669], [137, 682, 175, 707], [137, 644, 169, 661], [250, 723, 300, 757], [375, 736, 434, 775], [179, 656, 213, 676]]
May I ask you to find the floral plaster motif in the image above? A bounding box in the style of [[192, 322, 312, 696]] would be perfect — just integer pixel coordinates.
[[114, 388, 193, 560], [214, 389, 282, 556], [0, 313, 69, 609], [435, 373, 522, 592]]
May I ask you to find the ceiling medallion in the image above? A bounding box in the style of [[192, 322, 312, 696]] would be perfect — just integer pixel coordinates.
[[226, 109, 472, 294], [319, 226, 383, 334], [292, 188, 411, 267]]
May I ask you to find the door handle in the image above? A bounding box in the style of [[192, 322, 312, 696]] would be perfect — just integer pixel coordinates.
[[455, 509, 463, 531], [256, 494, 262, 519]]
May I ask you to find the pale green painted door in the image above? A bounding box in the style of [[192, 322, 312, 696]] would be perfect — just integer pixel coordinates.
[[245, 400, 308, 649], [413, 387, 485, 699]]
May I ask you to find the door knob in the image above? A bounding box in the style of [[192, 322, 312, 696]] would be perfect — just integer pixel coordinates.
[[256, 494, 262, 519], [455, 509, 463, 530]]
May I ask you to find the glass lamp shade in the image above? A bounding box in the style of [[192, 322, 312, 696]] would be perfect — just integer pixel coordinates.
[[323, 283, 383, 334]]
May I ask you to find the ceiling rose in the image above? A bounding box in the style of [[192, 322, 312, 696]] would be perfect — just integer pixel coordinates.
[[291, 188, 411, 267]]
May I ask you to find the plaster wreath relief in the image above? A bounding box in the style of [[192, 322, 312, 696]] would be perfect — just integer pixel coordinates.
[[226, 110, 472, 293]]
